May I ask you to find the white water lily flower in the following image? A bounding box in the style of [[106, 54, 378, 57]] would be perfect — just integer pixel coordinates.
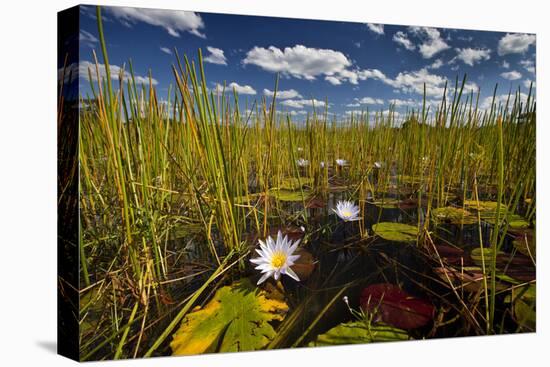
[[374, 161, 382, 168], [320, 161, 325, 168], [336, 159, 347, 167], [296, 158, 309, 167], [250, 231, 301, 285], [332, 200, 361, 221]]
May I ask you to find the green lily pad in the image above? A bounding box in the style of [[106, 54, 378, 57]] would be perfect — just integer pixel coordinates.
[[370, 198, 401, 209], [470, 248, 505, 267], [269, 188, 313, 202], [171, 278, 288, 355], [432, 207, 477, 225], [512, 284, 536, 331], [508, 216, 530, 229], [462, 200, 508, 224], [308, 322, 409, 347], [372, 222, 418, 242], [278, 177, 314, 190]]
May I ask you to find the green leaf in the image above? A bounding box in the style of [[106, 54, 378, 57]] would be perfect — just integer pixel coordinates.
[[308, 322, 409, 347], [277, 177, 314, 190], [470, 247, 504, 267], [432, 206, 477, 225], [171, 278, 288, 355], [269, 188, 312, 202], [512, 284, 536, 331], [372, 222, 418, 242]]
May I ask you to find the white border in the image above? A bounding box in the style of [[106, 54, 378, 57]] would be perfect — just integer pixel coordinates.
[[0, 1, 546, 366]]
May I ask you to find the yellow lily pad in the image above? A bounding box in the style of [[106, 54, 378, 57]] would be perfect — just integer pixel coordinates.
[[171, 278, 288, 355]]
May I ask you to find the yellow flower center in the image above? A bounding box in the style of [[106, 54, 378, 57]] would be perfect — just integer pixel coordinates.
[[341, 210, 352, 217], [270, 252, 287, 268]]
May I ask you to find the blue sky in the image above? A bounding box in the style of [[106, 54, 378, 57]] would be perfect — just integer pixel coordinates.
[[74, 5, 536, 120]]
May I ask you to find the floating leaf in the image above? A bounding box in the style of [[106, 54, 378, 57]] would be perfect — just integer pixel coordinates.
[[372, 222, 418, 242], [432, 244, 470, 266], [432, 207, 477, 225], [370, 198, 401, 209], [269, 188, 313, 202], [433, 266, 508, 293], [360, 284, 434, 330], [469, 248, 504, 267], [512, 284, 536, 331], [278, 177, 314, 190], [508, 216, 530, 229], [171, 278, 288, 355], [308, 322, 409, 347]]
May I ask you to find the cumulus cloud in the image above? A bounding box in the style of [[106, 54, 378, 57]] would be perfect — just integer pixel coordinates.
[[500, 70, 522, 80], [366, 23, 384, 35], [523, 79, 536, 89], [243, 45, 352, 82], [263, 88, 302, 99], [280, 99, 326, 109], [427, 59, 444, 69], [393, 31, 415, 51], [216, 82, 256, 95], [160, 47, 172, 55], [502, 60, 510, 69], [388, 98, 418, 107], [204, 46, 227, 65], [455, 48, 491, 66], [497, 33, 536, 55], [107, 7, 205, 38], [357, 97, 384, 105], [519, 59, 535, 74], [78, 60, 158, 85], [409, 27, 450, 58]]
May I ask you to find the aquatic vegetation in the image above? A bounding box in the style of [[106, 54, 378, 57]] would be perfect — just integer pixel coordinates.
[[171, 279, 288, 354], [371, 222, 418, 242], [250, 231, 302, 285], [73, 7, 536, 359], [332, 200, 361, 221], [308, 322, 409, 346]]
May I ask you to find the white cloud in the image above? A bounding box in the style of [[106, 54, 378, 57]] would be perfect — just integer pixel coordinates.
[[497, 33, 536, 55], [519, 59, 535, 74], [204, 46, 227, 65], [346, 102, 361, 107], [79, 30, 98, 46], [263, 88, 302, 99], [280, 99, 326, 109], [502, 60, 510, 69], [455, 48, 491, 66], [409, 27, 450, 58], [216, 82, 256, 95], [366, 23, 384, 35], [357, 97, 384, 105], [427, 59, 444, 69], [79, 61, 158, 85], [393, 31, 415, 51], [160, 47, 172, 55], [107, 7, 205, 38], [243, 45, 352, 82], [388, 98, 418, 107], [500, 70, 522, 80], [325, 76, 342, 85]]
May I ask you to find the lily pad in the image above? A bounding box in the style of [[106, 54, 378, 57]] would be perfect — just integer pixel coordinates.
[[370, 198, 401, 209], [372, 222, 418, 242], [171, 278, 288, 355], [360, 284, 434, 330], [278, 177, 314, 190], [432, 207, 477, 225], [308, 322, 409, 347], [511, 284, 536, 331], [269, 188, 313, 202], [434, 266, 507, 293], [470, 248, 505, 267]]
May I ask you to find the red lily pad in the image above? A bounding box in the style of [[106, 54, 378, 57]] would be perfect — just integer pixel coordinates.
[[360, 284, 435, 330]]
